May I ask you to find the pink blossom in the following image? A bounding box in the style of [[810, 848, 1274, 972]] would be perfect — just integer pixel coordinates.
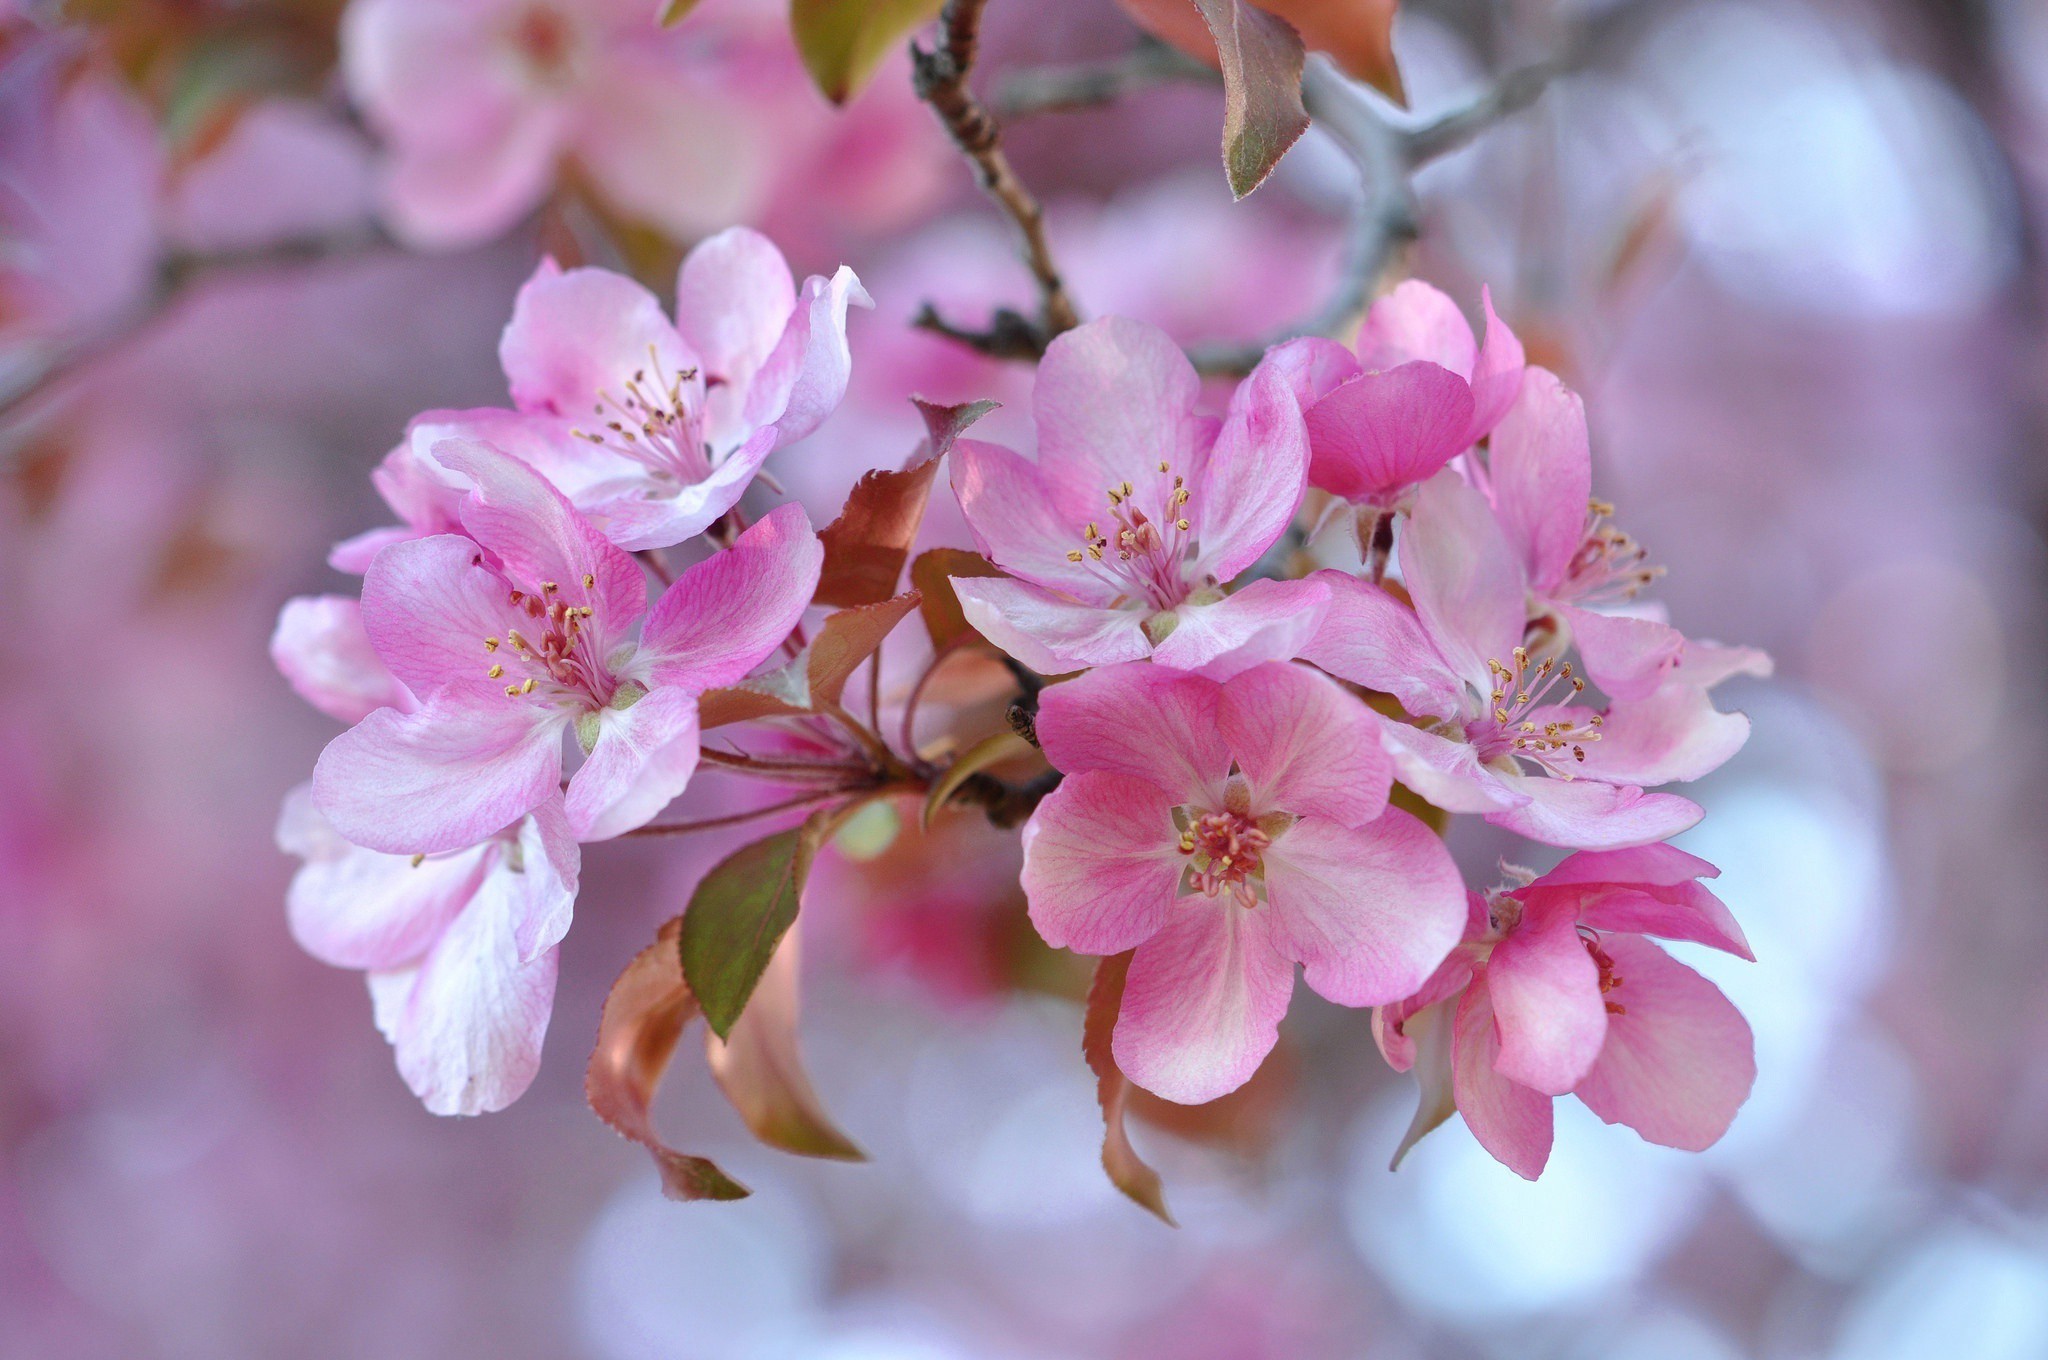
[[312, 438, 821, 850], [423, 239, 866, 551], [277, 785, 577, 1115], [1303, 472, 1731, 849], [949, 317, 1329, 679], [1376, 844, 1755, 1177], [1020, 662, 1465, 1103], [1271, 281, 1525, 515], [325, 430, 472, 573]]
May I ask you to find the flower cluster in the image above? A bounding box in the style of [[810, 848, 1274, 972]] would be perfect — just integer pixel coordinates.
[[274, 240, 1764, 1192]]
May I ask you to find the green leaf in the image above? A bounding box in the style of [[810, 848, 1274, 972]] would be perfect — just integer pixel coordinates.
[[790, 0, 945, 104], [658, 0, 704, 25], [922, 728, 1036, 831], [679, 818, 824, 1040], [1192, 0, 1310, 199]]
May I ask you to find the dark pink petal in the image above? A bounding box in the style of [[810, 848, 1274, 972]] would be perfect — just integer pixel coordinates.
[[1114, 900, 1295, 1104], [498, 260, 695, 417], [312, 692, 565, 854], [1261, 809, 1465, 1007], [951, 576, 1152, 674], [1035, 662, 1229, 803], [1578, 681, 1751, 786], [278, 785, 488, 971], [273, 595, 412, 724], [1452, 982, 1555, 1179], [1031, 317, 1207, 526], [1261, 334, 1362, 411], [950, 438, 1113, 600], [673, 226, 796, 418], [1380, 720, 1528, 815], [565, 686, 702, 841], [1573, 936, 1755, 1151], [1537, 842, 1720, 890], [1299, 570, 1464, 720], [1561, 881, 1753, 961], [1402, 472, 1526, 697], [1303, 362, 1474, 503], [741, 266, 870, 453], [1463, 286, 1528, 443], [1019, 771, 1182, 954], [434, 438, 647, 646], [1489, 368, 1589, 592], [1375, 930, 1482, 1072], [1192, 358, 1310, 582], [1357, 279, 1477, 377], [1484, 900, 1607, 1095], [1561, 606, 1683, 702], [1150, 576, 1331, 680], [360, 534, 517, 700], [1219, 661, 1389, 825], [639, 502, 823, 690], [1489, 775, 1702, 851]]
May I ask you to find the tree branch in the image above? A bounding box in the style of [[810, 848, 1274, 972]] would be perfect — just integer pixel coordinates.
[[912, 0, 1080, 357]]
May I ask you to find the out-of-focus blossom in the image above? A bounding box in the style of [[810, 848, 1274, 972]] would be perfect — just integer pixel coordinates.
[[312, 441, 820, 848], [1305, 473, 1733, 849], [1377, 844, 1755, 1178], [1021, 662, 1463, 1102], [423, 237, 866, 550], [949, 317, 1327, 678], [340, 0, 944, 250]]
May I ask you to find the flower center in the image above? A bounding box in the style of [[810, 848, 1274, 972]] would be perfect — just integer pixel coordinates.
[[1177, 808, 1270, 909], [479, 573, 616, 708], [1467, 645, 1604, 776], [571, 347, 712, 487], [1065, 461, 1195, 611], [1556, 499, 1663, 604]]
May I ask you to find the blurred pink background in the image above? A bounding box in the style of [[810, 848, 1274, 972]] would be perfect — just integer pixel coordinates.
[[5, 0, 2048, 1356]]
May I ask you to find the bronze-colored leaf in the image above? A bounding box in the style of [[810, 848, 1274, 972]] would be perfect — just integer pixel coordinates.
[[805, 592, 922, 707], [922, 729, 1038, 832], [790, 0, 944, 104], [815, 458, 942, 609], [1113, 0, 1404, 106], [910, 548, 1003, 652], [1083, 952, 1175, 1224], [587, 920, 751, 1202], [910, 396, 999, 455], [658, 0, 703, 24], [1192, 0, 1310, 199], [705, 923, 865, 1160]]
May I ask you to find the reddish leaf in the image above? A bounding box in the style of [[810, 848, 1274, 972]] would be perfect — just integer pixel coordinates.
[[1084, 952, 1175, 1224], [1115, 0, 1404, 105], [805, 592, 922, 707], [910, 396, 1000, 456], [705, 923, 865, 1160], [910, 549, 1003, 652], [1193, 0, 1310, 199], [816, 460, 942, 609], [587, 920, 750, 1202]]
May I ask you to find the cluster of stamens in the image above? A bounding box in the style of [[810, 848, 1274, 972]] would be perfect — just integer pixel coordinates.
[[1579, 928, 1627, 1015], [1560, 499, 1663, 603], [1177, 809, 1270, 910], [1063, 461, 1195, 610], [569, 345, 710, 484], [1473, 646, 1604, 776], [482, 573, 608, 703]]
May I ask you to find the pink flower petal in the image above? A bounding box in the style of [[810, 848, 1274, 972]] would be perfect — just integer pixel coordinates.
[[273, 595, 413, 724], [509, 797, 581, 961], [1578, 681, 1751, 786], [1379, 720, 1528, 814], [1674, 639, 1774, 689], [1402, 472, 1526, 696], [950, 438, 1114, 599], [1192, 357, 1310, 581], [360, 534, 518, 699], [1303, 362, 1475, 504], [1219, 661, 1390, 825], [1452, 981, 1555, 1179], [1375, 931, 1482, 1072], [1489, 775, 1702, 851], [1573, 936, 1755, 1151], [638, 502, 822, 690], [1464, 286, 1528, 443], [1114, 900, 1295, 1104], [1035, 662, 1230, 802], [572, 61, 772, 244], [1019, 771, 1182, 954], [1560, 605, 1684, 702], [1262, 334, 1362, 411], [951, 575, 1152, 674], [1563, 880, 1754, 961], [1357, 280, 1478, 377], [1484, 899, 1608, 1095], [1031, 317, 1207, 527], [1536, 842, 1721, 890], [312, 691, 565, 854], [1299, 570, 1465, 720], [1489, 367, 1589, 593], [565, 684, 702, 841], [378, 104, 565, 251], [743, 265, 871, 453], [498, 260, 696, 417], [1151, 576, 1331, 680], [583, 424, 779, 551], [673, 227, 796, 406], [1261, 809, 1465, 1006]]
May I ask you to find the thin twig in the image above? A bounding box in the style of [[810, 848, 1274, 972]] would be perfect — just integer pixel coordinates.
[[900, 633, 973, 759], [623, 789, 848, 837], [912, 0, 1080, 356], [993, 39, 1216, 118]]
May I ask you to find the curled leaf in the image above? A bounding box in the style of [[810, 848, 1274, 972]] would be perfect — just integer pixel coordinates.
[[922, 728, 1037, 831], [1192, 0, 1310, 199], [791, 0, 944, 104], [706, 922, 865, 1160], [1084, 952, 1175, 1224], [587, 920, 750, 1201], [911, 548, 1003, 651], [816, 458, 941, 609]]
